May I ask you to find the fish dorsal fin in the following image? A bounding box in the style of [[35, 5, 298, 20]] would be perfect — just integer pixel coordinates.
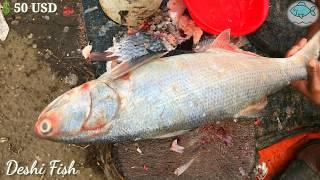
[[297, 2, 306, 6], [207, 29, 261, 57], [209, 29, 239, 51], [99, 50, 168, 83]]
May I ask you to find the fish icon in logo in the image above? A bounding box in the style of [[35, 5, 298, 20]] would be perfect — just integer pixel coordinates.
[[287, 1, 319, 27], [290, 1, 316, 19]]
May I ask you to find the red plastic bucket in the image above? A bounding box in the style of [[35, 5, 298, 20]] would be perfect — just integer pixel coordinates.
[[184, 0, 269, 36]]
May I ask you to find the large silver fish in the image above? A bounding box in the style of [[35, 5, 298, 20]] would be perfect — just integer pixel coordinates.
[[34, 30, 320, 143]]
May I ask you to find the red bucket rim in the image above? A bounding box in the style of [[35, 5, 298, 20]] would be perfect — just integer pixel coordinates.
[[184, 0, 269, 36]]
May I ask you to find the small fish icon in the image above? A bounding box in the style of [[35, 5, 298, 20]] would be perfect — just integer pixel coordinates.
[[290, 1, 316, 19]]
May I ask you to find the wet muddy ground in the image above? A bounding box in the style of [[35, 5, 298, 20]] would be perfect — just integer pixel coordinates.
[[0, 0, 105, 179]]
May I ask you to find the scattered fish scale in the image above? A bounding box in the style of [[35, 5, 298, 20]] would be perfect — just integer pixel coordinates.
[[106, 32, 166, 61], [88, 0, 200, 63]]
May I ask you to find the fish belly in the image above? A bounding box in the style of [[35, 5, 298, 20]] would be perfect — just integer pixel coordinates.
[[106, 50, 298, 141]]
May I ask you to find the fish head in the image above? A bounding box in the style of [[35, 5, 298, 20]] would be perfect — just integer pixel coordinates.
[[34, 80, 119, 143], [290, 6, 299, 16]]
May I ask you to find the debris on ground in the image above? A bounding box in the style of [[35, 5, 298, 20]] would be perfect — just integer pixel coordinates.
[[98, 21, 118, 36], [63, 6, 75, 16], [136, 147, 142, 154], [34, 155, 41, 162], [201, 125, 233, 147], [82, 44, 92, 59], [143, 164, 149, 171], [27, 33, 33, 39], [135, 143, 143, 155], [0, 137, 8, 143], [0, 5, 9, 41], [84, 6, 98, 14], [277, 117, 283, 130], [255, 162, 268, 180], [43, 49, 53, 59], [42, 15, 50, 21], [170, 139, 185, 154], [239, 167, 246, 176], [174, 157, 196, 176], [167, 0, 203, 44], [63, 26, 70, 33], [10, 20, 19, 25], [167, 0, 186, 23], [64, 73, 79, 86], [215, 127, 233, 147], [285, 106, 294, 118], [254, 118, 262, 126]]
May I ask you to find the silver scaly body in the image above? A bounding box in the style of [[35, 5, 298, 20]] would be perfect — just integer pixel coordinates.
[[96, 32, 319, 142]]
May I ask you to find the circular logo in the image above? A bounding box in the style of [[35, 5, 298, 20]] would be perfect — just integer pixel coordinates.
[[287, 1, 319, 27]]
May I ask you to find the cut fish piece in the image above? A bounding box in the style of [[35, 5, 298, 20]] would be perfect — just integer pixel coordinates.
[[170, 139, 185, 153], [82, 44, 92, 59], [174, 157, 196, 176]]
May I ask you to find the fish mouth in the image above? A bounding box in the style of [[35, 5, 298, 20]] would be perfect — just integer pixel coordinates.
[[36, 89, 94, 139], [35, 94, 68, 138], [36, 82, 118, 142], [37, 94, 66, 121]]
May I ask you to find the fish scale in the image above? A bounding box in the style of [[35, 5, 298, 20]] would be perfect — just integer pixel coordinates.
[[106, 32, 167, 61]]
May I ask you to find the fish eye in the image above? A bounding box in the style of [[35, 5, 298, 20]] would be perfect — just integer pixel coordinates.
[[39, 119, 52, 135]]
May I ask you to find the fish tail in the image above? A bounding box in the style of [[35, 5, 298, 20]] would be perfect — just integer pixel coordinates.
[[291, 31, 320, 63], [310, 6, 316, 16], [284, 31, 320, 81]]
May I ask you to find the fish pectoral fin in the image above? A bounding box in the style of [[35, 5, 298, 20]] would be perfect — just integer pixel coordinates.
[[88, 51, 119, 62], [235, 97, 268, 119], [99, 50, 168, 82], [151, 129, 190, 139]]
